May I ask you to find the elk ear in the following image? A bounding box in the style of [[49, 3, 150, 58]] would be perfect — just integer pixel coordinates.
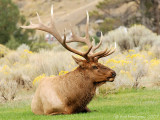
[[72, 56, 84, 67]]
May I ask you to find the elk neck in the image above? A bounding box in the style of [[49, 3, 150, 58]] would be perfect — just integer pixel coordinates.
[[55, 67, 96, 111]]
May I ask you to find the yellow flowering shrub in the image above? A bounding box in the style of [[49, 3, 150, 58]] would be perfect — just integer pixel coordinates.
[[49, 75, 55, 77], [18, 48, 160, 89], [59, 71, 69, 76], [24, 49, 33, 54], [0, 45, 159, 93], [103, 49, 160, 88], [148, 51, 154, 56], [0, 65, 10, 75], [33, 74, 46, 85], [126, 53, 145, 59], [150, 59, 160, 67], [128, 49, 135, 52], [33, 74, 57, 85], [33, 70, 70, 85]]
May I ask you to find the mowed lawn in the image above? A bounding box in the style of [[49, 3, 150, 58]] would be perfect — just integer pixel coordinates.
[[0, 89, 160, 120]]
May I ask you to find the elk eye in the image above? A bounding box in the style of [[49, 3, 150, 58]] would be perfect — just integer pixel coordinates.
[[92, 66, 98, 69]]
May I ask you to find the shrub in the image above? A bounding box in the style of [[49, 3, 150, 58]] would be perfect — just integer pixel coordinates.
[[104, 25, 159, 51], [0, 44, 10, 58], [89, 10, 102, 19], [151, 39, 160, 59], [128, 25, 156, 50], [0, 79, 17, 102], [99, 18, 121, 33], [102, 50, 160, 90], [17, 44, 30, 51], [30, 35, 56, 52], [30, 42, 55, 52], [0, 39, 160, 101], [5, 36, 20, 50], [29, 50, 74, 76], [104, 26, 132, 51]]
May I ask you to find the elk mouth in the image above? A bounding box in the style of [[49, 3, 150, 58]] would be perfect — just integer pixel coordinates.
[[106, 77, 115, 82], [94, 77, 115, 85]]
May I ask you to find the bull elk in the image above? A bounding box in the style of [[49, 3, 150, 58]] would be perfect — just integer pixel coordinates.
[[21, 5, 116, 115]]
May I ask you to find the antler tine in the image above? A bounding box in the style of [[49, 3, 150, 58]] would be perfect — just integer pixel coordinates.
[[49, 5, 63, 43], [85, 11, 90, 41], [51, 4, 54, 19], [94, 42, 116, 60], [66, 25, 86, 43], [103, 42, 116, 57], [21, 6, 63, 44], [50, 5, 57, 32], [66, 11, 92, 48], [104, 42, 116, 56], [36, 12, 42, 23], [90, 47, 109, 58], [90, 42, 116, 60]]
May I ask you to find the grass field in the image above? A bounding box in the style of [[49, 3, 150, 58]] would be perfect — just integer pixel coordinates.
[[0, 89, 160, 120]]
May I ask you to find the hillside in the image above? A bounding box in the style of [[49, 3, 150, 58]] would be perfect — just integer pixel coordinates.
[[13, 0, 102, 33]]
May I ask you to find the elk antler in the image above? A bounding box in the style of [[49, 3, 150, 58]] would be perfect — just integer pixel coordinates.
[[91, 42, 116, 61], [21, 5, 92, 61], [21, 5, 116, 62]]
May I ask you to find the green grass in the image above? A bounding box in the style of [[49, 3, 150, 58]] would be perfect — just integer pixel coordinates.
[[0, 89, 160, 120]]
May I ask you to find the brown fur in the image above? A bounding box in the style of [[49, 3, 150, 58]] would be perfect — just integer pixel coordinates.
[[31, 58, 116, 115]]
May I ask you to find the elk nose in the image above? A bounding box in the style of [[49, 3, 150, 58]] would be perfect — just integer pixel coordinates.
[[111, 71, 116, 77]]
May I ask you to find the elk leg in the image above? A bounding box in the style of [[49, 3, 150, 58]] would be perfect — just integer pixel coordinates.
[[81, 107, 91, 113], [47, 111, 68, 115]]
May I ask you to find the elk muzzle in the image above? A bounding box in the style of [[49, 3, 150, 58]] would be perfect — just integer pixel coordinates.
[[106, 71, 116, 82]]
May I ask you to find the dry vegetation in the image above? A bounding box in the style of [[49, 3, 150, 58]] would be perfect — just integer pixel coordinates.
[[0, 25, 160, 102]]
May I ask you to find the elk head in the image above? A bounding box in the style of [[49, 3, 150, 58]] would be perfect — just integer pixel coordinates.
[[72, 56, 116, 85], [21, 5, 116, 85]]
